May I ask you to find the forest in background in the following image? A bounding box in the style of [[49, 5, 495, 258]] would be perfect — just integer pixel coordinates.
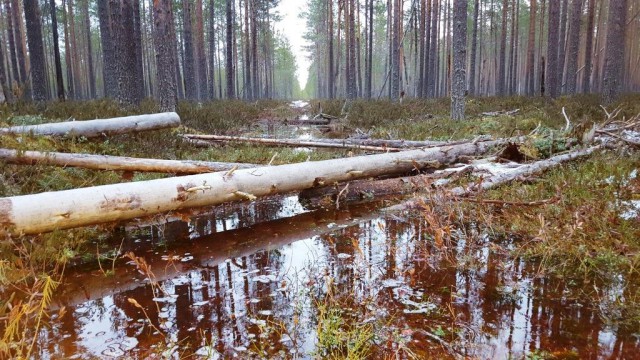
[[0, 0, 638, 111]]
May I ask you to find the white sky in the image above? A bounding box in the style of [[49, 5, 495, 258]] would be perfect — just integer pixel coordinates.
[[275, 0, 311, 90]]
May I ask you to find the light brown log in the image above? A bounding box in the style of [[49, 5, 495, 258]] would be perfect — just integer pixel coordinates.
[[182, 134, 404, 152], [385, 145, 603, 211], [0, 112, 181, 138], [0, 148, 257, 173], [0, 138, 512, 235]]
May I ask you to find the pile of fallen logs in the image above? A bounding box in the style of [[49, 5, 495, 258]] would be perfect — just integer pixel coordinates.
[[0, 108, 638, 237]]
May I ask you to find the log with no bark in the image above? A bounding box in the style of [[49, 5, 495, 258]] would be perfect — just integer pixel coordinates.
[[0, 138, 512, 235], [0, 112, 181, 138], [308, 135, 493, 148], [0, 148, 257, 173], [183, 134, 404, 152]]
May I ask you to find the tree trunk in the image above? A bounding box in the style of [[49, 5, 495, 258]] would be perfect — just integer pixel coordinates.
[[132, 0, 145, 101], [602, 0, 628, 104], [49, 0, 65, 100], [557, 0, 569, 93], [0, 138, 514, 235], [451, 0, 467, 120], [152, 0, 177, 112], [546, 0, 560, 98], [564, 0, 582, 94], [427, 0, 438, 97], [82, 0, 96, 98], [468, 0, 479, 96], [582, 0, 595, 93], [497, 0, 508, 96], [0, 112, 181, 137], [68, 0, 82, 98], [347, 0, 357, 99], [366, 0, 373, 98], [526, 0, 536, 96], [182, 0, 197, 100], [225, 0, 235, 99], [195, 0, 208, 101], [0, 148, 256, 174], [98, 0, 116, 98], [11, 0, 27, 90], [23, 0, 48, 101], [208, 0, 216, 99], [4, 0, 19, 89]]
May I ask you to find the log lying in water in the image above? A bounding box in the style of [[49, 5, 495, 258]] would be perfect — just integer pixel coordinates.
[[385, 145, 603, 211], [0, 148, 257, 174], [182, 134, 403, 152], [0, 138, 512, 235], [0, 112, 180, 138]]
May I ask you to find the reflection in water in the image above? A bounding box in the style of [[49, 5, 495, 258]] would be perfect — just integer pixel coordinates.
[[35, 196, 640, 358]]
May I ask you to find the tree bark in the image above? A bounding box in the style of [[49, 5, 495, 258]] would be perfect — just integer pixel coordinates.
[[0, 138, 514, 235], [23, 0, 48, 101], [546, 0, 560, 98], [195, 0, 208, 101], [225, 0, 235, 99], [98, 0, 117, 98], [0, 112, 181, 137], [82, 0, 96, 98], [4, 0, 19, 88], [469, 0, 479, 96], [602, 0, 628, 104], [50, 0, 65, 100], [582, 0, 595, 93], [152, 0, 177, 112], [0, 148, 256, 174], [497, 0, 508, 96], [182, 0, 197, 100], [526, 0, 536, 96], [451, 0, 467, 121], [564, 0, 583, 94]]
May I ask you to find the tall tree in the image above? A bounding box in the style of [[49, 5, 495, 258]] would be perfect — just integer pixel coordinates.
[[546, 0, 560, 98], [497, 0, 508, 96], [225, 0, 235, 98], [82, 0, 96, 98], [582, 0, 595, 93], [525, 0, 536, 96], [602, 0, 628, 104], [11, 0, 27, 87], [98, 0, 116, 98], [4, 0, 19, 89], [183, 0, 197, 100], [469, 0, 479, 96], [347, 0, 357, 99], [152, 0, 177, 111], [451, 0, 467, 120], [194, 0, 208, 100], [208, 0, 217, 99], [557, 0, 568, 92], [50, 0, 65, 100], [564, 0, 582, 94], [24, 0, 48, 101]]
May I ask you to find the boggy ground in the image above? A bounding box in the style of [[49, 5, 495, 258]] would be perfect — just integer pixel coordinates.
[[0, 95, 639, 359]]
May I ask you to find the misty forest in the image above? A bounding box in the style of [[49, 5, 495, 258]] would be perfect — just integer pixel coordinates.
[[1, 0, 639, 358]]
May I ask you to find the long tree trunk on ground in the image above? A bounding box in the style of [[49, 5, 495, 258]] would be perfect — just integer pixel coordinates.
[[152, 0, 177, 112], [546, 0, 560, 98], [582, 0, 595, 93], [468, 0, 479, 96], [602, 0, 628, 104], [49, 0, 65, 100], [0, 138, 515, 235], [23, 0, 48, 101], [225, 0, 235, 99], [497, 0, 508, 96], [82, 0, 96, 98], [451, 0, 467, 120], [526, 0, 536, 96], [564, 0, 582, 94], [182, 0, 197, 100]]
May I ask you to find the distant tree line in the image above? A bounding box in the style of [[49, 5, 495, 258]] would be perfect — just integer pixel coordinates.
[[303, 0, 638, 105], [0, 0, 300, 110]]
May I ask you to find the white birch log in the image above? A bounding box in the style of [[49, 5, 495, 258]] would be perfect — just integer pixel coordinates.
[[385, 145, 603, 211], [0, 138, 512, 235], [0, 112, 181, 138], [0, 148, 257, 173], [182, 134, 404, 152]]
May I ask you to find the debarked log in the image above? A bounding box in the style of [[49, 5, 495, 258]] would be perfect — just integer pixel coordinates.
[[0, 112, 181, 138], [182, 134, 404, 152], [0, 138, 513, 235], [0, 148, 257, 174]]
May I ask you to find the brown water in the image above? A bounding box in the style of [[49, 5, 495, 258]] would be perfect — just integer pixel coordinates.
[[31, 195, 640, 359]]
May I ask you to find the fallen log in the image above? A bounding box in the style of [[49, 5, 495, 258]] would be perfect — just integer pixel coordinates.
[[307, 135, 493, 148], [0, 138, 513, 235], [0, 112, 180, 138], [286, 118, 331, 126], [385, 145, 603, 211], [481, 109, 520, 117], [182, 134, 404, 152], [0, 148, 257, 174]]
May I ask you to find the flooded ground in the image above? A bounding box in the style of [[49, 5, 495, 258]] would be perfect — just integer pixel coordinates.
[[29, 194, 639, 359]]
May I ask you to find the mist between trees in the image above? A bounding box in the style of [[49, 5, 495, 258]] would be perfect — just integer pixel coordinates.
[[4, 0, 639, 112]]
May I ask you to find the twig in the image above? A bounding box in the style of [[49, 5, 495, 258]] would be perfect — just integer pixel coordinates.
[[562, 107, 572, 132], [413, 329, 465, 360], [335, 183, 350, 210]]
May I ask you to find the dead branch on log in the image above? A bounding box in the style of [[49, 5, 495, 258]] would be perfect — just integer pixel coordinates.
[[0, 148, 257, 173], [0, 112, 180, 138]]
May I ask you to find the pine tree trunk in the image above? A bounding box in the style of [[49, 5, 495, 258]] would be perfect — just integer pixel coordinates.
[[546, 0, 560, 98], [497, 0, 508, 96], [451, 0, 467, 120], [427, 0, 438, 97], [133, 0, 145, 101], [152, 0, 177, 111], [50, 0, 65, 100], [564, 0, 583, 94], [391, 0, 400, 100], [23, 0, 48, 101], [0, 19, 9, 102], [208, 0, 216, 99], [557, 0, 568, 93], [4, 0, 19, 89], [195, 0, 208, 100], [526, 0, 536, 96], [11, 0, 27, 89], [82, 0, 96, 98], [225, 0, 235, 99], [582, 0, 595, 93], [98, 0, 116, 98], [602, 0, 628, 104], [182, 0, 197, 100], [468, 0, 479, 96], [347, 0, 357, 99]]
